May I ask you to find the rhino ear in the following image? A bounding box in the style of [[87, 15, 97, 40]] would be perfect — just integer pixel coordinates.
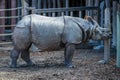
[[84, 16, 94, 25]]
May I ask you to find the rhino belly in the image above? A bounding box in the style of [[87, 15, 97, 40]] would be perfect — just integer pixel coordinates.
[[31, 26, 64, 51]]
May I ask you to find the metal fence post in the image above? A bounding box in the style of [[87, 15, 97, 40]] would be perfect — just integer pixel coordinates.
[[117, 11, 120, 67]]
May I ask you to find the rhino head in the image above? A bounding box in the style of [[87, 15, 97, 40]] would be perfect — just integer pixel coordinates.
[[85, 16, 112, 40]]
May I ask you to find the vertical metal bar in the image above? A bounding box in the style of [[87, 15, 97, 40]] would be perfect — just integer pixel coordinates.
[[117, 11, 120, 67], [61, 12, 64, 16], [38, 0, 40, 9], [57, 0, 61, 16], [22, 0, 29, 16], [43, 0, 47, 16], [79, 11, 82, 17], [48, 0, 51, 16], [11, 0, 17, 31], [112, 1, 117, 47], [52, 0, 56, 16], [105, 0, 110, 8], [65, 0, 69, 15], [17, 0, 21, 21], [0, 0, 5, 40], [39, 0, 42, 15], [32, 0, 36, 7], [70, 11, 73, 16]]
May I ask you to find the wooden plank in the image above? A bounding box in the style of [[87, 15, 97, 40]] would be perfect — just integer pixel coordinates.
[[117, 11, 120, 67]]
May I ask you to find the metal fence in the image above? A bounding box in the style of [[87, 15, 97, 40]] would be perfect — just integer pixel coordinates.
[[0, 7, 23, 50]]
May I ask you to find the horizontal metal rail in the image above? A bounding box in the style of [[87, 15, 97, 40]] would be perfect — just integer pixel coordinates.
[[0, 7, 22, 11], [0, 16, 22, 19], [0, 33, 13, 36], [0, 25, 16, 28], [0, 42, 12, 45], [0, 47, 13, 50], [34, 6, 99, 13]]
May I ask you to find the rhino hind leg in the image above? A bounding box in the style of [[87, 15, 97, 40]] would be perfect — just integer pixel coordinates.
[[10, 48, 20, 68], [21, 48, 34, 67], [64, 43, 75, 68]]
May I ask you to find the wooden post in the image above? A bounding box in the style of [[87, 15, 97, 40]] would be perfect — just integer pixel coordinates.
[[104, 0, 111, 63], [98, 0, 111, 64]]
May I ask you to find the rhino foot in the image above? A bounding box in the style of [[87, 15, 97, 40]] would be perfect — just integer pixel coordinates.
[[98, 60, 109, 64], [10, 64, 19, 68], [19, 63, 35, 67], [64, 62, 75, 68], [26, 62, 35, 67]]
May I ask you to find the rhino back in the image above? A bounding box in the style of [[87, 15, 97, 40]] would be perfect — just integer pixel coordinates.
[[31, 15, 65, 51], [62, 16, 83, 44]]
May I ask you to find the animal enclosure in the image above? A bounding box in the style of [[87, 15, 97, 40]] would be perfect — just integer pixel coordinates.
[[0, 0, 120, 79]]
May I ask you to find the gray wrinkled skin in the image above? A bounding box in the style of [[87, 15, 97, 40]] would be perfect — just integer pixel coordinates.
[[10, 14, 111, 68], [13, 15, 83, 50]]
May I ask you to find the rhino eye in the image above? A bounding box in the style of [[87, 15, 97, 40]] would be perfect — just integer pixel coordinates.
[[102, 31, 104, 33]]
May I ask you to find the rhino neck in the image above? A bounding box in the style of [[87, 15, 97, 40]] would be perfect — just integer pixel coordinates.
[[72, 19, 92, 43], [84, 27, 93, 42]]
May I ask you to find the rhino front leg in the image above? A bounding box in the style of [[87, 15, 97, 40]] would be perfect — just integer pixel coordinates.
[[10, 48, 20, 68], [64, 43, 75, 68], [21, 49, 34, 67]]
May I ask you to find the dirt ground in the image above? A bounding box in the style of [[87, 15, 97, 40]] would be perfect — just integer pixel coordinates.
[[0, 49, 120, 80]]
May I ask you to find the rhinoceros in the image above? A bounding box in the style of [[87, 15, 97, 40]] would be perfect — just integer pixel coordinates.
[[10, 14, 111, 68]]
